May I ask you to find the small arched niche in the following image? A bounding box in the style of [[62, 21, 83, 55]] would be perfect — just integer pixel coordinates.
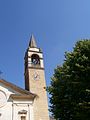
[[18, 110, 27, 120], [31, 54, 40, 67]]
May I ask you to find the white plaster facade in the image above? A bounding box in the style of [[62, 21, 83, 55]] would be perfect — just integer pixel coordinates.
[[0, 80, 35, 120]]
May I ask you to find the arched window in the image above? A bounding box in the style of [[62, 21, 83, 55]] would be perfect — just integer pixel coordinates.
[[31, 54, 40, 66]]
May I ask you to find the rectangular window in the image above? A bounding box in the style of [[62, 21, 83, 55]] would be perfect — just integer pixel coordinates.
[[21, 116, 26, 120]]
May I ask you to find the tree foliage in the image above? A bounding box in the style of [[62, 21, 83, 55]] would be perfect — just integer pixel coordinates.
[[48, 40, 90, 120]]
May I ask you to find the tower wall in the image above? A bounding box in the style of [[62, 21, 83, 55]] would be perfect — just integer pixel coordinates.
[[28, 69, 49, 120]]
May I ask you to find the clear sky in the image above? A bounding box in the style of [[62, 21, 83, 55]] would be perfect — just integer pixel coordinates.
[[0, 0, 90, 89]]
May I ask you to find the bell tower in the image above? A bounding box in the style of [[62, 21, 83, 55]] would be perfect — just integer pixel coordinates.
[[24, 35, 49, 120]]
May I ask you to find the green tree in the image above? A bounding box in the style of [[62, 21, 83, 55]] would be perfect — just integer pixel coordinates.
[[48, 40, 90, 120]]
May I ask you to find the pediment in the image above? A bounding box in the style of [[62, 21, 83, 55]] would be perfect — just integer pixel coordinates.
[[0, 79, 36, 100]]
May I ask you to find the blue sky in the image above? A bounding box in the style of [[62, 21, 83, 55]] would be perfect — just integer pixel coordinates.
[[0, 0, 90, 90]]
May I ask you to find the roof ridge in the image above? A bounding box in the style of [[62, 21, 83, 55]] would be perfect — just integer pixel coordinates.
[[0, 79, 36, 96]]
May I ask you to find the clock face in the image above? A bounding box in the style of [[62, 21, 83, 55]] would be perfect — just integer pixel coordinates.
[[0, 91, 7, 108], [33, 72, 40, 80]]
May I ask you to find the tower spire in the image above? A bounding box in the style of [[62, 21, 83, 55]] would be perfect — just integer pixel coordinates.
[[29, 34, 37, 48]]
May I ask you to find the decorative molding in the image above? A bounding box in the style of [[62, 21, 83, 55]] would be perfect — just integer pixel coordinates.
[[10, 94, 36, 100], [18, 110, 27, 114], [28, 67, 44, 70], [28, 49, 43, 53]]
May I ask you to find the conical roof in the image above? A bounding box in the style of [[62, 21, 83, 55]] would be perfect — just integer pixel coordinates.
[[29, 34, 37, 48]]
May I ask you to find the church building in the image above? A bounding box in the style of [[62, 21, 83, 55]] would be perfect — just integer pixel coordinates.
[[0, 35, 50, 120]]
